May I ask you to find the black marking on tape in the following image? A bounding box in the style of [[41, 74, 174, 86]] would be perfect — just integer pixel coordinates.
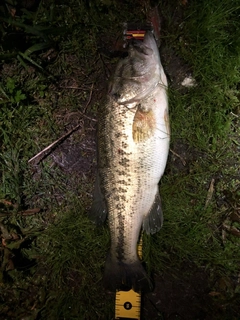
[[124, 302, 132, 310]]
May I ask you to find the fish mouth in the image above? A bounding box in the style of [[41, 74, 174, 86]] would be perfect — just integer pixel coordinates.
[[130, 38, 153, 56], [129, 31, 157, 56], [143, 31, 157, 47]]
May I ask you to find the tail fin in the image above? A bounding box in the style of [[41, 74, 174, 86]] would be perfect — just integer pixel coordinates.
[[103, 254, 153, 293]]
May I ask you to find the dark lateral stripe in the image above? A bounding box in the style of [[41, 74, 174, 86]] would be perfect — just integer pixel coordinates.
[[116, 213, 125, 260]]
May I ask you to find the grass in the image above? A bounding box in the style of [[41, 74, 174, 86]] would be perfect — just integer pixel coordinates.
[[38, 203, 113, 319], [0, 0, 240, 318], [162, 0, 240, 149]]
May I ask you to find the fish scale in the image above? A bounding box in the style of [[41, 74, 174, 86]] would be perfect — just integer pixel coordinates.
[[90, 31, 169, 292]]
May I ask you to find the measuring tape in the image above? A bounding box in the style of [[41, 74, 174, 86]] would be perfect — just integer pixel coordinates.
[[115, 235, 143, 320], [123, 24, 151, 43]]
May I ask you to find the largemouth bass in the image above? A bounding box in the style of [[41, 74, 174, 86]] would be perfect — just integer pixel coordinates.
[[90, 31, 170, 292]]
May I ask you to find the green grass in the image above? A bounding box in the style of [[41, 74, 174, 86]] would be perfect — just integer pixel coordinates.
[[0, 0, 240, 318], [163, 0, 240, 149], [38, 203, 113, 319]]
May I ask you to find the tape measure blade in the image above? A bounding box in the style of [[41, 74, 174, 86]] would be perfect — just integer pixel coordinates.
[[115, 289, 141, 319]]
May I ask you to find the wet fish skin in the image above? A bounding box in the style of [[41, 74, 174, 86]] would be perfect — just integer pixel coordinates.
[[90, 31, 170, 292]]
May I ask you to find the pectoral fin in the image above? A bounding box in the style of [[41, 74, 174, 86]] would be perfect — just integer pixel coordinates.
[[142, 191, 163, 234], [89, 173, 107, 225], [132, 107, 156, 143], [164, 108, 170, 136]]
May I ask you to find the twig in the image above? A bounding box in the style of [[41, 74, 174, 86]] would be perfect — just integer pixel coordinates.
[[83, 83, 94, 113], [28, 123, 83, 165], [230, 111, 239, 118], [170, 148, 186, 166], [20, 208, 41, 216], [78, 111, 97, 122], [205, 178, 215, 209]]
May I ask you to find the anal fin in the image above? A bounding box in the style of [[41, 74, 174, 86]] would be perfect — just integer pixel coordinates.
[[142, 191, 163, 234]]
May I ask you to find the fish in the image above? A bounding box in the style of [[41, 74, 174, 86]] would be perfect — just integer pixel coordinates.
[[90, 31, 170, 292]]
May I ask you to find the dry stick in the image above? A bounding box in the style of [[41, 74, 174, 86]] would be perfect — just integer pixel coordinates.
[[28, 123, 82, 165], [205, 178, 215, 209], [170, 148, 186, 166], [29, 83, 96, 165], [78, 111, 97, 122], [83, 83, 94, 113]]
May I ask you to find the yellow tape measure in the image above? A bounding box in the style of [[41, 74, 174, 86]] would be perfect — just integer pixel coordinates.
[[115, 289, 141, 319], [115, 235, 143, 320]]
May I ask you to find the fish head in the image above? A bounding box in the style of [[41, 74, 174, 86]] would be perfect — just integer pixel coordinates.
[[128, 31, 160, 75], [109, 31, 162, 105]]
